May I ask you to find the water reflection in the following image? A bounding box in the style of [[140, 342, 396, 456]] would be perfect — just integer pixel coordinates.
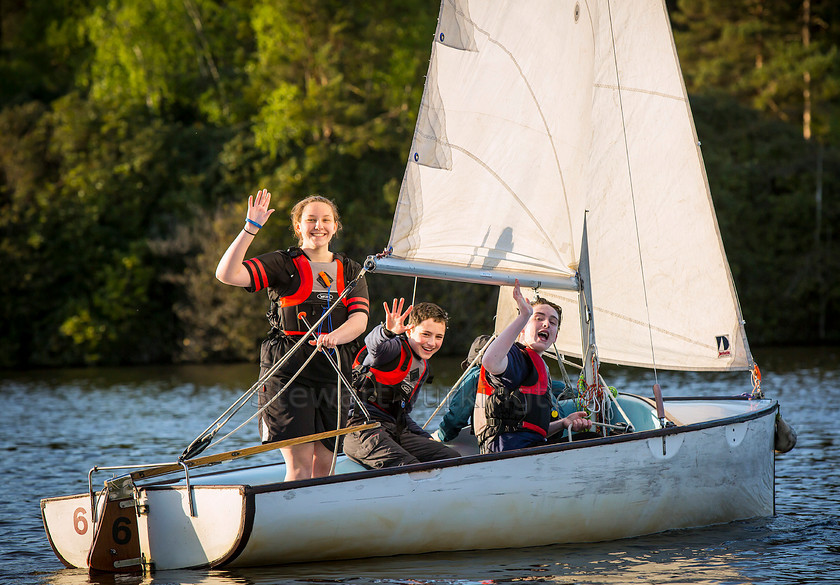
[[43, 522, 767, 585]]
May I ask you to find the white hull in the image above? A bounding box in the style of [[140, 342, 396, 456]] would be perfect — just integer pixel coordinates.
[[42, 396, 778, 572]]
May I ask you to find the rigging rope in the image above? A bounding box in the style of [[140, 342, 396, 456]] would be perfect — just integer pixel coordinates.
[[320, 276, 341, 475], [203, 349, 319, 452], [330, 349, 341, 476], [550, 342, 576, 393], [605, 0, 660, 391], [293, 310, 367, 475]]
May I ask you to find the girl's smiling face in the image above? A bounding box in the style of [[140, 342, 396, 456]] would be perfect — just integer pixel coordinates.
[[295, 201, 337, 250]]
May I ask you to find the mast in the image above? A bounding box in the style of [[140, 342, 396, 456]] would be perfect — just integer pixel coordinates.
[[576, 218, 606, 434]]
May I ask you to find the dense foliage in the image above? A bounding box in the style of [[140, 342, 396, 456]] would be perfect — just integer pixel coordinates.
[[1, 0, 837, 368]]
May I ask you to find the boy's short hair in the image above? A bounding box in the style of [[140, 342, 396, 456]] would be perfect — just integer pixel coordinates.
[[409, 302, 449, 327], [531, 296, 562, 323]]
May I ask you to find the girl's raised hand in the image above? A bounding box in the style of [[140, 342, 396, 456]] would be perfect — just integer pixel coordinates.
[[247, 188, 275, 227]]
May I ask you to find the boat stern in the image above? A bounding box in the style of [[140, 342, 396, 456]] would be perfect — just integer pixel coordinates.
[[134, 484, 252, 571], [41, 492, 99, 569]]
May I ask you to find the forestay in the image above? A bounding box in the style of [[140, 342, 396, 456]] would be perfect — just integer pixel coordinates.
[[385, 0, 751, 372]]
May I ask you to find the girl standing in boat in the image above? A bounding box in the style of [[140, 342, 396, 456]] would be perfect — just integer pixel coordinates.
[[216, 189, 370, 480]]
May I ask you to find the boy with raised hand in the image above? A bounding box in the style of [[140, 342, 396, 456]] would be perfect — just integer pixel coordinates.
[[474, 281, 592, 453], [344, 299, 461, 468]]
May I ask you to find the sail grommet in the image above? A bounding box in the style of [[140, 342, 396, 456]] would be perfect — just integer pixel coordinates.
[[414, 152, 419, 162], [439, 32, 445, 42], [574, 3, 580, 22]]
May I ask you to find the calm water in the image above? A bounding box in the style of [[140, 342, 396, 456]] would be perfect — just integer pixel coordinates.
[[1, 347, 838, 585]]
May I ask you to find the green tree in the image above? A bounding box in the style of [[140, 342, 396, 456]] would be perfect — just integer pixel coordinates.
[[167, 0, 441, 362], [672, 0, 840, 342], [0, 89, 247, 366], [79, 0, 254, 123], [672, 0, 840, 143], [0, 0, 93, 105]]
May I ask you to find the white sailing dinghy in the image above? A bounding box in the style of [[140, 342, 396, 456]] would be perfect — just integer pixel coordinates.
[[42, 0, 794, 574]]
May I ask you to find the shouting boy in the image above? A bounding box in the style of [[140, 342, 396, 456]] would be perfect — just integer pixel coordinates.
[[474, 281, 592, 453]]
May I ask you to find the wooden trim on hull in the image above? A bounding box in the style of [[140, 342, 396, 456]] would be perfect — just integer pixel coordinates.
[[87, 494, 142, 573], [131, 422, 379, 482], [133, 396, 777, 497]]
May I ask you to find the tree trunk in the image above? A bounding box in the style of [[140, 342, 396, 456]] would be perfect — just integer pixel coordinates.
[[802, 0, 811, 140]]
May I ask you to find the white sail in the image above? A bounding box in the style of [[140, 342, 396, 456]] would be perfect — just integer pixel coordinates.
[[386, 0, 750, 372], [390, 0, 591, 279]]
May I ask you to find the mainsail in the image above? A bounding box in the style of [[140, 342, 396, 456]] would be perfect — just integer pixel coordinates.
[[382, 0, 751, 372]]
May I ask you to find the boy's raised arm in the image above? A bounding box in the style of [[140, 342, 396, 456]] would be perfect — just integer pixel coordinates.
[[482, 281, 532, 375]]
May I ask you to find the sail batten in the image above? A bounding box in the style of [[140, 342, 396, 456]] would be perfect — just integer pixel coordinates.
[[388, 0, 751, 372]]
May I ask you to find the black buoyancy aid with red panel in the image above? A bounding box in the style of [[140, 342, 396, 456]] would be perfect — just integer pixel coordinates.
[[265, 248, 365, 336], [351, 338, 427, 421], [475, 345, 552, 445]]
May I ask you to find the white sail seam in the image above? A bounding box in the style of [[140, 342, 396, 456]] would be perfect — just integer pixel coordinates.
[[601, 307, 716, 350], [593, 83, 685, 102]]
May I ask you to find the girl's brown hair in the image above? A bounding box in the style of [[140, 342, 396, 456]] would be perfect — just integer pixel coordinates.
[[290, 195, 343, 245]]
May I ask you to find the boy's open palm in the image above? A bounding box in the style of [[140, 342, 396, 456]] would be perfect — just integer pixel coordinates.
[[383, 298, 413, 335], [512, 280, 533, 318]]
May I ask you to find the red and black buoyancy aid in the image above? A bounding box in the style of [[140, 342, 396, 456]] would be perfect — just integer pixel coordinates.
[[265, 248, 365, 336], [351, 338, 427, 420], [474, 345, 552, 445]]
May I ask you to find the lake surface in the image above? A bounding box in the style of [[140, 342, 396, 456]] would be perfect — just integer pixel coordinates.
[[1, 346, 838, 584]]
